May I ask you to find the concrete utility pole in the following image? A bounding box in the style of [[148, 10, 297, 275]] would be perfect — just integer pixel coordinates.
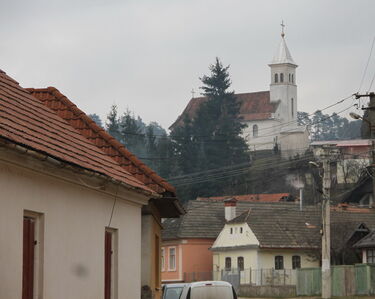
[[321, 156, 331, 299], [318, 146, 339, 299], [353, 92, 375, 207]]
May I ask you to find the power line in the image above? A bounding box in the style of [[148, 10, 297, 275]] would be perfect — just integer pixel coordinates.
[[359, 36, 375, 93]]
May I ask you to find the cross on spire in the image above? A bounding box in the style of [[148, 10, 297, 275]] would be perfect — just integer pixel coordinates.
[[280, 20, 285, 38], [191, 88, 196, 98]]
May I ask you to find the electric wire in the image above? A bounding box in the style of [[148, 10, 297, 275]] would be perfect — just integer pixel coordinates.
[[359, 36, 375, 93]]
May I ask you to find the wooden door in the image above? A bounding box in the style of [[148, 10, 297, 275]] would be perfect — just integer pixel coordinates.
[[22, 217, 35, 299], [105, 231, 112, 299]]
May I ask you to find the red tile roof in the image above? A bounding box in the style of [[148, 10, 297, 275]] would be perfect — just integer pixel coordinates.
[[197, 193, 291, 203], [27, 87, 176, 195], [170, 91, 278, 129], [0, 69, 158, 196]]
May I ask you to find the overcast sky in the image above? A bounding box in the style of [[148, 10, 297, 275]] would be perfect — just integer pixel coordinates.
[[1, 0, 374, 129]]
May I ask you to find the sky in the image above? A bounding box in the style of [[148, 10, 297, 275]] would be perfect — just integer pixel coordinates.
[[0, 0, 374, 129]]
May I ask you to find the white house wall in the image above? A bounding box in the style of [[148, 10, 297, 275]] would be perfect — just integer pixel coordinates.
[[257, 249, 319, 269], [0, 152, 146, 299], [212, 223, 259, 249]]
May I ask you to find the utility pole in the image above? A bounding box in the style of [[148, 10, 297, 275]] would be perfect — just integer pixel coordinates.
[[354, 92, 375, 207], [318, 146, 339, 299]]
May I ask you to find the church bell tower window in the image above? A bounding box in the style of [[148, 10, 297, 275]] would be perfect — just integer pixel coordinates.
[[291, 98, 294, 118], [280, 73, 284, 83], [274, 73, 278, 83]]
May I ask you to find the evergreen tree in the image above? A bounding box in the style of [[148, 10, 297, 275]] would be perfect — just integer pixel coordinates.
[[105, 105, 122, 141], [88, 113, 103, 128]]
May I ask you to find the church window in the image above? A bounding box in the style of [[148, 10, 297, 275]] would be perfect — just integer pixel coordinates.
[[291, 98, 294, 118], [292, 74, 294, 83], [274, 73, 278, 83], [280, 73, 284, 83], [253, 125, 258, 138]]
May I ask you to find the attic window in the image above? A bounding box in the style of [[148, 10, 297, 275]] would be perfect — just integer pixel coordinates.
[[230, 228, 233, 234], [240, 227, 243, 234]]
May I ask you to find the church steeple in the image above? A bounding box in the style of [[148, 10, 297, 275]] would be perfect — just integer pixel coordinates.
[[269, 21, 298, 125], [270, 21, 297, 66]]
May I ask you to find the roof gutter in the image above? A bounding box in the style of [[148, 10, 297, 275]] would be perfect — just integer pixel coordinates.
[[0, 137, 160, 198]]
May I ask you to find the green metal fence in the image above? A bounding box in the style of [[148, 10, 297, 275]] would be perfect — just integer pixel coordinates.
[[297, 264, 375, 296]]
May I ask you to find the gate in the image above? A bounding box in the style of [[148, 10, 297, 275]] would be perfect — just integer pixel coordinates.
[[221, 270, 240, 292]]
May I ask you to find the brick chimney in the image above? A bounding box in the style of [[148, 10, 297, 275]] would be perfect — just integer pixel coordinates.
[[224, 198, 237, 221]]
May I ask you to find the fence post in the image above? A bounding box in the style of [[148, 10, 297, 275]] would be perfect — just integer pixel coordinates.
[[272, 268, 274, 286], [249, 268, 252, 285], [284, 269, 286, 285]]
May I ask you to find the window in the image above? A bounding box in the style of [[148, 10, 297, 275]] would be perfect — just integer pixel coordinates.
[[161, 248, 165, 271], [253, 125, 258, 138], [225, 257, 232, 271], [274, 73, 278, 83], [237, 257, 244, 271], [169, 247, 176, 271], [155, 235, 160, 287], [230, 228, 233, 234], [275, 256, 284, 270], [23, 212, 44, 299], [280, 73, 284, 83], [292, 74, 294, 83], [292, 255, 301, 269], [367, 249, 375, 264], [105, 228, 118, 299], [291, 98, 294, 118], [289, 73, 291, 82], [240, 227, 243, 234]]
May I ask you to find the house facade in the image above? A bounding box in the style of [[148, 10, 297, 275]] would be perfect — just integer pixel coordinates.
[[0, 70, 183, 299]]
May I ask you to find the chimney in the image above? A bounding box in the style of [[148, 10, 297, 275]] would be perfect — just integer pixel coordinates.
[[224, 198, 237, 221]]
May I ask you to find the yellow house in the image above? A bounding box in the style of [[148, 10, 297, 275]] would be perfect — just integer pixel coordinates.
[[211, 199, 320, 285]]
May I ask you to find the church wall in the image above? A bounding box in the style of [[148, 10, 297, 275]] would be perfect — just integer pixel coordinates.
[[242, 119, 281, 151], [280, 130, 309, 158]]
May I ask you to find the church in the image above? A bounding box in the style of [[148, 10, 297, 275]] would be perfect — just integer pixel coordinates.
[[170, 27, 309, 158]]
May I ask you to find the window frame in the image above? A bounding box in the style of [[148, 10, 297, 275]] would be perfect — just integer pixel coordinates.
[[275, 256, 284, 270], [253, 124, 258, 138], [161, 247, 165, 272], [237, 256, 244, 271], [292, 255, 301, 269], [367, 249, 375, 264], [225, 257, 232, 271], [168, 247, 177, 271]]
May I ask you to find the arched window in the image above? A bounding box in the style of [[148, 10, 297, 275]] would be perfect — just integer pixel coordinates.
[[289, 73, 291, 82], [280, 73, 284, 83], [237, 257, 244, 271], [225, 257, 232, 271], [253, 124, 258, 138], [291, 98, 294, 118], [292, 256, 301, 269], [275, 256, 284, 270], [292, 74, 294, 83], [274, 73, 278, 83]]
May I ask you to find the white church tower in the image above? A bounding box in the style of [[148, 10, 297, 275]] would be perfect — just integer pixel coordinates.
[[269, 22, 298, 126]]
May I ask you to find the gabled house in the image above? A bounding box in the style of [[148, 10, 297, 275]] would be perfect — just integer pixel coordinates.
[[354, 230, 375, 264], [0, 70, 183, 299], [162, 197, 375, 284]]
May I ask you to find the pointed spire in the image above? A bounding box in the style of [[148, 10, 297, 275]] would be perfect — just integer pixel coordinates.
[[269, 21, 297, 66]]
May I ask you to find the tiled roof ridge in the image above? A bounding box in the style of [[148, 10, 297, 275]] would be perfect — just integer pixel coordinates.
[[27, 87, 175, 195]]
